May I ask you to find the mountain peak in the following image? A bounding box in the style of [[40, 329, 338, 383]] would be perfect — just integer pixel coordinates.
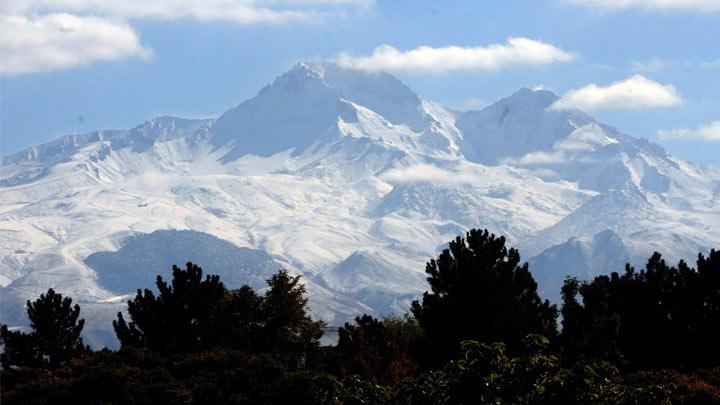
[[211, 61, 430, 159], [497, 87, 561, 111], [284, 61, 425, 125], [456, 87, 594, 164], [291, 61, 327, 78]]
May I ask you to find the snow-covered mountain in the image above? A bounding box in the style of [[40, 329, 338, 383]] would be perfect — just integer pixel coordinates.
[[2, 62, 719, 348]]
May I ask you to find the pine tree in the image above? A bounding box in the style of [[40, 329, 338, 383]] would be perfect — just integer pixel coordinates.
[[560, 249, 720, 369], [0, 288, 88, 369], [696, 249, 720, 366], [259, 270, 324, 363], [338, 315, 390, 380], [410, 229, 557, 367], [113, 264, 323, 361], [560, 276, 622, 365], [223, 284, 264, 351], [113, 262, 230, 353]]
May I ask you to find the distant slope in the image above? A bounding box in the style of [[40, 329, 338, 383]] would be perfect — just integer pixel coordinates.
[[528, 230, 638, 303], [85, 230, 281, 293]]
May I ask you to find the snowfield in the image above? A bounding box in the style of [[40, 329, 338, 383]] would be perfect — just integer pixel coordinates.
[[2, 62, 719, 347]]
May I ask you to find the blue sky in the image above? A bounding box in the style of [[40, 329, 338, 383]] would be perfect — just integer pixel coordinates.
[[1, 0, 719, 165]]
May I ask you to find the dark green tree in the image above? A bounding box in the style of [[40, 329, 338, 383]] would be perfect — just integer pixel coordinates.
[[223, 284, 264, 351], [695, 249, 720, 367], [0, 288, 88, 369], [561, 255, 681, 369], [560, 276, 623, 365], [560, 249, 720, 369], [337, 315, 420, 383], [113, 264, 323, 362], [411, 229, 557, 367], [338, 315, 390, 382], [113, 262, 230, 353], [259, 270, 325, 364], [0, 325, 42, 369]]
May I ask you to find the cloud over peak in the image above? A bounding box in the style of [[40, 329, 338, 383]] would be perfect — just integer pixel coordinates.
[[550, 75, 683, 112], [333, 38, 576, 73]]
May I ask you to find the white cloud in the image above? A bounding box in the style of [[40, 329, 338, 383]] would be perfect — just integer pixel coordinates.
[[550, 75, 683, 112], [0, 13, 151, 75], [2, 0, 372, 24], [381, 164, 477, 184], [507, 123, 617, 165], [658, 121, 720, 141], [1, 0, 371, 76], [562, 0, 720, 12], [512, 151, 567, 165], [333, 38, 576, 73]]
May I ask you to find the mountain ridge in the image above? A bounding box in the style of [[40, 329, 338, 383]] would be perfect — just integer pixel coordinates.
[[1, 61, 718, 348]]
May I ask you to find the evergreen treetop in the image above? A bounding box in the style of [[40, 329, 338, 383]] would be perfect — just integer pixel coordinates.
[[1, 288, 88, 369], [411, 229, 557, 367]]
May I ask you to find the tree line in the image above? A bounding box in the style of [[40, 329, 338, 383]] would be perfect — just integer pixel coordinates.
[[1, 229, 719, 404]]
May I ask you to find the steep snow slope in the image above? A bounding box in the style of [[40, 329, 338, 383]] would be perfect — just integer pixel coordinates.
[[211, 62, 438, 161], [456, 88, 595, 164], [1, 62, 718, 348]]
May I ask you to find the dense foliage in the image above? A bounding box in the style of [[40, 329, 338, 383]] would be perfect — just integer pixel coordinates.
[[336, 314, 421, 384], [113, 262, 324, 364], [561, 250, 720, 369], [1, 289, 89, 370], [113, 262, 230, 353], [411, 229, 558, 367], [2, 229, 719, 404]]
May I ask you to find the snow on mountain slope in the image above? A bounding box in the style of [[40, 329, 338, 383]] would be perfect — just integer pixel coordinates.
[[211, 62, 438, 161], [371, 163, 593, 244], [320, 249, 427, 315], [528, 230, 638, 303], [511, 122, 720, 265], [1, 117, 213, 188], [1, 62, 718, 348], [456, 88, 595, 164]]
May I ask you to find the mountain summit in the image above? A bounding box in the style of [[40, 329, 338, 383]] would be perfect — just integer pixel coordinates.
[[457, 87, 596, 164], [211, 62, 431, 160], [2, 63, 719, 348]]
